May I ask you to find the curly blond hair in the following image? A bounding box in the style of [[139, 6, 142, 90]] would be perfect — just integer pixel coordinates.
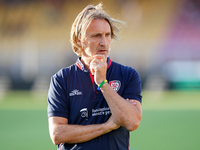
[[70, 3, 124, 56]]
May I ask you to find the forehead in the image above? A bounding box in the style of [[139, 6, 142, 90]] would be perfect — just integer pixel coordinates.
[[86, 19, 111, 34]]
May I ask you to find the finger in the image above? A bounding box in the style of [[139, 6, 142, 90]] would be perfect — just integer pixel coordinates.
[[129, 100, 137, 106], [90, 56, 106, 69], [89, 60, 97, 75], [93, 54, 106, 62], [90, 59, 97, 67], [126, 99, 137, 106]]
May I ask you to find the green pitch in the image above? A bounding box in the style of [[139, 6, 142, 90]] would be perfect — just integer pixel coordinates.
[[0, 90, 200, 150]]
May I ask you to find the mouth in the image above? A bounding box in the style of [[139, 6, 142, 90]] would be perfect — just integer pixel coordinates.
[[97, 50, 108, 54]]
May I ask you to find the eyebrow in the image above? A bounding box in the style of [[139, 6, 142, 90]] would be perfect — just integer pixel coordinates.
[[91, 31, 111, 36]]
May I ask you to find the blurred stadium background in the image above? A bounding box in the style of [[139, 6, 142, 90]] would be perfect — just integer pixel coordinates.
[[0, 0, 200, 150], [1, 0, 200, 91]]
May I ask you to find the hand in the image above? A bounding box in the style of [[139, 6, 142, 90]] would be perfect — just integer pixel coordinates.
[[126, 99, 137, 106], [90, 55, 107, 85], [105, 115, 120, 131]]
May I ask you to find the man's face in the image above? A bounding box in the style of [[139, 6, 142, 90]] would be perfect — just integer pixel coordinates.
[[81, 19, 111, 60]]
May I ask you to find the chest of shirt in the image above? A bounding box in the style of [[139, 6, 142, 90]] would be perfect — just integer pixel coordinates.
[[66, 71, 124, 125]]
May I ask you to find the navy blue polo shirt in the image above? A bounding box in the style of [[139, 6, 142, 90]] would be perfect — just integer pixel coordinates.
[[47, 57, 142, 150]]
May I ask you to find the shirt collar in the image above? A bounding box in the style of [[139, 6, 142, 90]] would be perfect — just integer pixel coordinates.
[[76, 57, 112, 72]]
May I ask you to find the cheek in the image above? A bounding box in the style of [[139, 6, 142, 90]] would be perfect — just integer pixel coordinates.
[[108, 37, 111, 42], [83, 44, 96, 55], [82, 39, 99, 54], [88, 41, 99, 50]]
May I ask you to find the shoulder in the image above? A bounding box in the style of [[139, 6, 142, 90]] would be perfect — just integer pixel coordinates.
[[110, 61, 141, 88], [111, 61, 139, 76], [49, 64, 78, 90], [52, 64, 76, 79]]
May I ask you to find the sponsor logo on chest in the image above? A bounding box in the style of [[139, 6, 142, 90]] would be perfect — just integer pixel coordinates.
[[69, 89, 82, 96], [80, 108, 88, 118]]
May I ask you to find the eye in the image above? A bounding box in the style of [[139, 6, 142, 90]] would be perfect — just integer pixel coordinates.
[[93, 34, 101, 37], [106, 33, 111, 37]]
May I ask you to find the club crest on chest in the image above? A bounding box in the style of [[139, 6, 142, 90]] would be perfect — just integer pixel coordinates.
[[109, 80, 121, 92]]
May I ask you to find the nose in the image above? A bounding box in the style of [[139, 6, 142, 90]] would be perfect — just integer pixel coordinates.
[[100, 36, 107, 46]]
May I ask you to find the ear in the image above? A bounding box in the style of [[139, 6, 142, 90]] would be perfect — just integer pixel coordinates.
[[76, 39, 82, 47]]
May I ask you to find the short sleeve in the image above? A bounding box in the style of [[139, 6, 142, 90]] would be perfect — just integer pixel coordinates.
[[47, 71, 69, 119], [122, 68, 142, 103]]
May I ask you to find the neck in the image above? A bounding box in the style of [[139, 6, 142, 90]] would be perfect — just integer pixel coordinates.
[[80, 57, 92, 72]]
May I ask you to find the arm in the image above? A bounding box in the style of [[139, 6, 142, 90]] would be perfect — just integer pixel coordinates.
[[48, 71, 120, 145], [101, 84, 142, 131], [90, 55, 142, 131], [48, 115, 119, 145]]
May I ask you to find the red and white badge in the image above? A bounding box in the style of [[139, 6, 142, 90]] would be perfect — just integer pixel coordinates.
[[109, 80, 121, 92]]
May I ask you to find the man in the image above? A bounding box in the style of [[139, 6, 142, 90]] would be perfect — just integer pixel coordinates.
[[47, 3, 142, 150]]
